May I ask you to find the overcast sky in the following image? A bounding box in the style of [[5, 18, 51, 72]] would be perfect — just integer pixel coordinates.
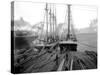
[[14, 1, 97, 29]]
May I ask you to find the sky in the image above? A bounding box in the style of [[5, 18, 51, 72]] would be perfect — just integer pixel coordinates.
[[14, 1, 97, 29]]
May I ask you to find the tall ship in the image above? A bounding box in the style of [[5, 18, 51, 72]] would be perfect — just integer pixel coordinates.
[[34, 3, 59, 50]]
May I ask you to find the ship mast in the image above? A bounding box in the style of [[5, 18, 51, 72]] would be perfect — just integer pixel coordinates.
[[45, 3, 49, 42], [67, 4, 71, 40], [54, 5, 57, 41], [49, 5, 52, 36], [67, 4, 77, 41]]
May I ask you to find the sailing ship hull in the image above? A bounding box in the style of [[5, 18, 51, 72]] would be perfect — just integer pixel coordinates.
[[59, 41, 77, 53]]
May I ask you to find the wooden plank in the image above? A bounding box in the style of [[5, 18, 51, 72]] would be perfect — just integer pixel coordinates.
[[57, 58, 65, 71]]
